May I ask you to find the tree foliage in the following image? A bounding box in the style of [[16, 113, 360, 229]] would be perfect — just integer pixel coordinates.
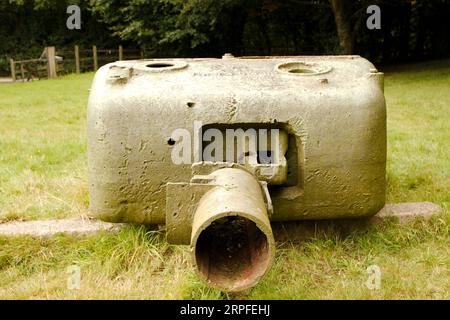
[[0, 0, 118, 74], [1, 0, 450, 74], [91, 0, 450, 60]]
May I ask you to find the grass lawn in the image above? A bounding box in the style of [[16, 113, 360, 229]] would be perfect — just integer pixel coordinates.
[[0, 60, 448, 299]]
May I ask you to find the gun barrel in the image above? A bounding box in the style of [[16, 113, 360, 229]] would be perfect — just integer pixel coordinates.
[[191, 168, 275, 292]]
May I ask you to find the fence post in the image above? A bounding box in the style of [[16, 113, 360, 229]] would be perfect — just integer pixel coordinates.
[[119, 45, 123, 61], [140, 48, 144, 60], [10, 59, 16, 82], [75, 45, 80, 74], [46, 46, 57, 78], [20, 63, 25, 81], [93, 45, 98, 71]]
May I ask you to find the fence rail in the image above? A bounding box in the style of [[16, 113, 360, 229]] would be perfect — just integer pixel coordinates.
[[10, 45, 145, 82]]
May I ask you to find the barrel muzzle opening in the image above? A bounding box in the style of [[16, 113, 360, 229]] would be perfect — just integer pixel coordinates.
[[192, 213, 274, 292]]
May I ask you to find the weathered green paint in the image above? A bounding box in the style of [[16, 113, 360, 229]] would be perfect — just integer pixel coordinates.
[[88, 55, 386, 226], [166, 163, 274, 245], [190, 168, 275, 291], [88, 55, 386, 291]]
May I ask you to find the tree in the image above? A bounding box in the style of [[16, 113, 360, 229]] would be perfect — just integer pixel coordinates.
[[329, 0, 354, 54], [1, 0, 450, 75]]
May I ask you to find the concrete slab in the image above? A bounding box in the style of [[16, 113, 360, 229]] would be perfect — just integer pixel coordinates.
[[273, 202, 443, 243], [371, 202, 442, 223], [0, 202, 443, 239], [0, 218, 125, 238]]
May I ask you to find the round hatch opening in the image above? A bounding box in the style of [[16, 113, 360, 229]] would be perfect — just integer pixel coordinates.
[[139, 60, 188, 73], [276, 61, 331, 76], [146, 62, 175, 68]]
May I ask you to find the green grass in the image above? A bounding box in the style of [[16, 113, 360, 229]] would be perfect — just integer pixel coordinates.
[[0, 60, 449, 299], [0, 74, 90, 221], [384, 60, 450, 210]]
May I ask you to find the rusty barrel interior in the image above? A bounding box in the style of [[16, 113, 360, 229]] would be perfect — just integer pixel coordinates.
[[195, 215, 271, 291], [190, 168, 275, 292]]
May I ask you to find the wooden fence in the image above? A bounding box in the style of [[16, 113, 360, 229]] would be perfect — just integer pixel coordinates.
[[10, 45, 145, 82]]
